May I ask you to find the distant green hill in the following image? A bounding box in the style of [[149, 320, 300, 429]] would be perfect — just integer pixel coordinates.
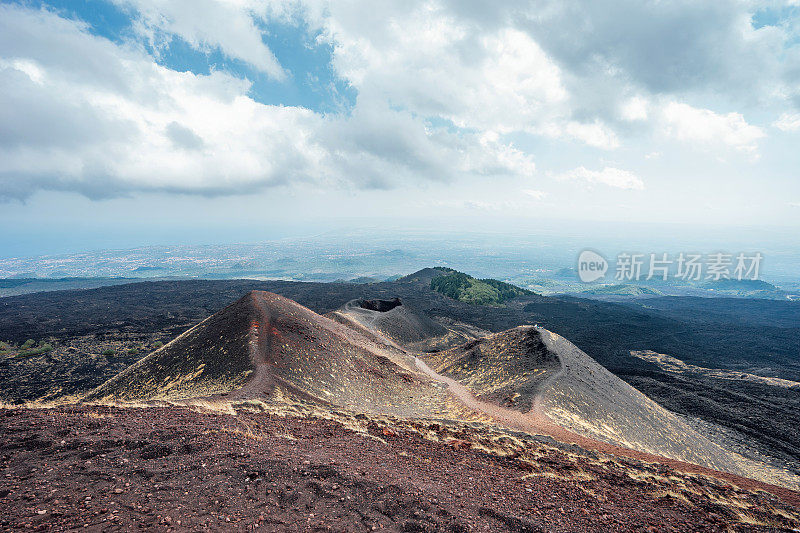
[[581, 284, 663, 297], [430, 268, 533, 305], [703, 279, 777, 291], [702, 278, 786, 299]]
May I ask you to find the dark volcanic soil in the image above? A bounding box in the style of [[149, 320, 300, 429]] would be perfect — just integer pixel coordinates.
[[1, 274, 799, 477], [2, 405, 798, 532]]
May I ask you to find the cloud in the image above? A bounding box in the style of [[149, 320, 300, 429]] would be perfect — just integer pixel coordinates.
[[310, 0, 795, 153], [113, 0, 287, 79], [0, 4, 537, 200], [314, 3, 629, 149], [515, 0, 792, 100], [620, 96, 649, 122], [563, 121, 620, 149], [523, 189, 547, 200], [774, 113, 800, 132], [165, 122, 205, 151], [661, 102, 765, 153], [2, 0, 799, 205], [318, 6, 568, 135], [558, 166, 645, 190]]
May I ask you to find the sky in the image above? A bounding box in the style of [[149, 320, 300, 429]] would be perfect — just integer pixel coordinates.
[[1, 0, 800, 258]]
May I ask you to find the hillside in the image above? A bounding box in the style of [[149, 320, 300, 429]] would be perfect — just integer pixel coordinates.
[[81, 289, 800, 492], [327, 297, 478, 352], [86, 291, 474, 421], [1, 271, 799, 482], [3, 284, 800, 527], [429, 268, 533, 305], [423, 326, 800, 490], [4, 404, 799, 531], [579, 284, 663, 297]]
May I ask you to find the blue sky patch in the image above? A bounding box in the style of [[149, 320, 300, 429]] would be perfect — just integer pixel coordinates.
[[5, 0, 356, 112]]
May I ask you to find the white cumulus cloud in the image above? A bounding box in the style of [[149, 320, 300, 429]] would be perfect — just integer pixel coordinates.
[[318, 5, 569, 135], [113, 0, 287, 79], [0, 4, 538, 200], [3, 0, 800, 205], [661, 102, 765, 154], [557, 166, 645, 190], [774, 113, 800, 132], [620, 96, 649, 122]]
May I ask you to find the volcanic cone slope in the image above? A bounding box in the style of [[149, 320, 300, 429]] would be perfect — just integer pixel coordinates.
[[423, 326, 800, 489], [328, 298, 476, 352], [86, 291, 473, 420], [422, 326, 560, 412], [85, 294, 254, 402]]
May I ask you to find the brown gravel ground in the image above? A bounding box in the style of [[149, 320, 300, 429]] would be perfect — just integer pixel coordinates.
[[1, 405, 798, 532]]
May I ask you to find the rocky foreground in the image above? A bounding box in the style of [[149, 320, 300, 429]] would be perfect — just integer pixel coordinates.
[[1, 405, 799, 532]]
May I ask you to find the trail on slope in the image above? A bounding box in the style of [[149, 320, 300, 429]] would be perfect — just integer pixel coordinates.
[[414, 356, 558, 435], [229, 292, 278, 400], [414, 355, 800, 507]]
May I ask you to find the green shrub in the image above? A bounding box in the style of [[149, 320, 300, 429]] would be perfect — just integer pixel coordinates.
[[460, 281, 502, 305], [17, 342, 53, 358], [101, 349, 115, 356], [430, 269, 533, 305], [127, 347, 139, 356], [479, 278, 533, 301], [152, 341, 164, 349], [430, 271, 472, 300], [21, 339, 35, 349]]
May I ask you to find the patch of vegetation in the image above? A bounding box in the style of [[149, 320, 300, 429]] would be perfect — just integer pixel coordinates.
[[101, 349, 115, 356], [127, 347, 139, 356], [581, 284, 663, 296], [430, 270, 533, 305], [21, 339, 35, 350], [0, 341, 15, 357], [17, 342, 53, 358], [152, 341, 164, 349]]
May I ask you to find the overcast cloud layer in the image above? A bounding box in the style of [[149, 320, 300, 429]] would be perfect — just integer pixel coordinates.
[[1, 0, 799, 205]]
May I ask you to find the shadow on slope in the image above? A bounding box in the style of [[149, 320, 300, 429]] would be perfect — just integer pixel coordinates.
[[326, 297, 476, 353]]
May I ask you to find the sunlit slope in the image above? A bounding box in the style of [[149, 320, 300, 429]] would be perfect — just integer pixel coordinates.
[[534, 329, 758, 475], [423, 326, 560, 411], [86, 292, 474, 419], [424, 326, 800, 489]]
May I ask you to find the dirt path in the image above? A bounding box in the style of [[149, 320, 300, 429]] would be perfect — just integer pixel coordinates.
[[414, 357, 560, 434], [224, 293, 278, 401], [414, 356, 800, 508]]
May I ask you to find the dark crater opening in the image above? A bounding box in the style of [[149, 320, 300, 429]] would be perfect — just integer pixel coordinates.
[[359, 298, 402, 312]]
